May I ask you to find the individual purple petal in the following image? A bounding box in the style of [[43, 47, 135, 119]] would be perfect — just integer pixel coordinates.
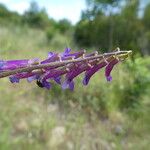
[[41, 53, 60, 64], [62, 50, 85, 59], [2, 60, 29, 70], [105, 58, 119, 82], [69, 80, 74, 91], [28, 58, 40, 65], [62, 80, 69, 90], [62, 80, 74, 91], [8, 71, 41, 83], [9, 76, 20, 83], [62, 47, 71, 56], [83, 62, 107, 85], [27, 75, 37, 82], [54, 76, 61, 84], [48, 52, 54, 58], [106, 76, 112, 81], [42, 80, 51, 89], [0, 60, 5, 69]]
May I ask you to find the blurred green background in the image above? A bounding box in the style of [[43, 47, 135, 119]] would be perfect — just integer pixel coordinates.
[[0, 0, 150, 149]]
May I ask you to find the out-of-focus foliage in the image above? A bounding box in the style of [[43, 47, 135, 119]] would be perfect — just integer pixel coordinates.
[[56, 19, 72, 34], [46, 19, 72, 42], [143, 3, 150, 29], [22, 1, 50, 29], [74, 0, 150, 55], [0, 1, 73, 36], [0, 4, 22, 25], [0, 0, 150, 55]]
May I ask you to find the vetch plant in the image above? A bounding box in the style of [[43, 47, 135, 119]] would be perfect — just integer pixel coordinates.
[[0, 48, 132, 90]]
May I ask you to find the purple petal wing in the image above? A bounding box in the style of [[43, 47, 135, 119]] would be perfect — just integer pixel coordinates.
[[28, 58, 40, 65], [27, 75, 37, 82], [2, 60, 29, 70], [9, 76, 20, 83], [42, 80, 51, 89], [54, 76, 61, 84], [41, 53, 59, 64], [83, 62, 107, 85], [63, 47, 71, 56], [105, 59, 119, 82], [62, 80, 69, 90], [69, 80, 74, 91], [48, 52, 54, 58]]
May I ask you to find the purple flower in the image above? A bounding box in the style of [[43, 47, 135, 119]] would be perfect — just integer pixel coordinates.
[[105, 58, 119, 81], [48, 52, 54, 58], [62, 80, 74, 91], [83, 61, 107, 85], [61, 47, 71, 57], [41, 53, 60, 64], [36, 79, 51, 89], [37, 68, 69, 89], [0, 58, 40, 71], [0, 60, 5, 72], [41, 68, 68, 81], [27, 75, 38, 83], [61, 48, 86, 59], [54, 76, 61, 84], [42, 80, 51, 89], [62, 63, 92, 90], [8, 71, 41, 84], [1, 59, 29, 70], [62, 50, 85, 59], [9, 76, 20, 83]]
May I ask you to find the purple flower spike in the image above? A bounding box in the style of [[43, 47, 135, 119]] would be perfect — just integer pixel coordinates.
[[83, 61, 107, 85], [105, 58, 119, 82], [0, 48, 131, 90]]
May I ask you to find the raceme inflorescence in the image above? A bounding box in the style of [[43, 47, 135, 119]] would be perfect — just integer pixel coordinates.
[[0, 48, 132, 90]]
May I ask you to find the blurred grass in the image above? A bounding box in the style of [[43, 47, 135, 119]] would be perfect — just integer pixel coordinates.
[[0, 25, 150, 150]]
